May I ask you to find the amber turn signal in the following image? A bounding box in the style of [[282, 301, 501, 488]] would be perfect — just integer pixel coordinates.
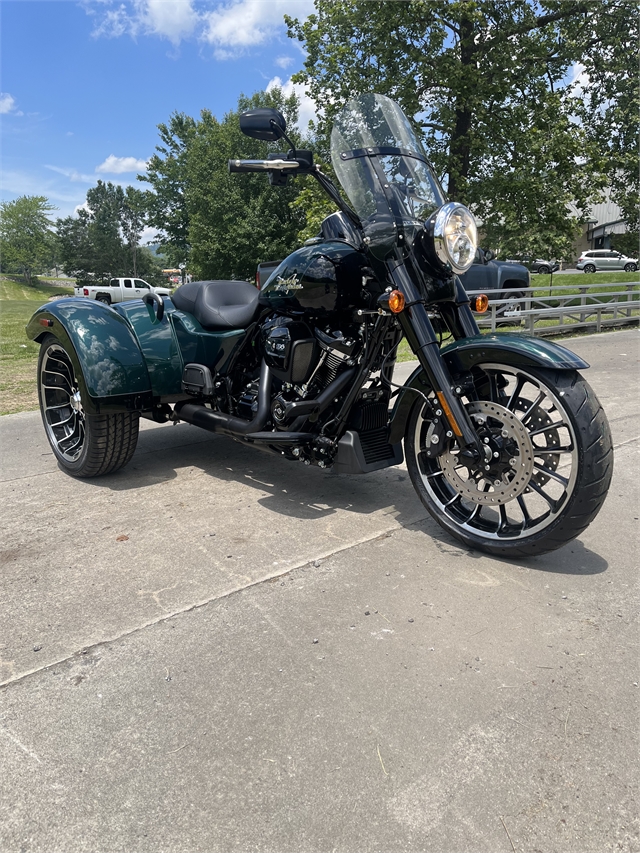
[[388, 290, 405, 313], [471, 294, 489, 313], [39, 318, 54, 327]]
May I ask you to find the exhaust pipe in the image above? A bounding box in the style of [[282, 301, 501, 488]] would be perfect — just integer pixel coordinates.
[[176, 360, 272, 438], [176, 361, 356, 443]]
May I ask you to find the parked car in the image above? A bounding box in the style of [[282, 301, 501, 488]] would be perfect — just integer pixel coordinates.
[[505, 255, 559, 274], [576, 250, 638, 273], [74, 277, 171, 305]]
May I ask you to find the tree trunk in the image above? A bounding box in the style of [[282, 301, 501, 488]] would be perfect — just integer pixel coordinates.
[[447, 13, 476, 204]]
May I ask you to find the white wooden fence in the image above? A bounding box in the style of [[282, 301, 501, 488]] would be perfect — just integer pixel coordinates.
[[466, 281, 640, 336]]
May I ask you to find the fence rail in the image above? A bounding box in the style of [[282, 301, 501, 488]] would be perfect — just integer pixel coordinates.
[[466, 282, 639, 335]]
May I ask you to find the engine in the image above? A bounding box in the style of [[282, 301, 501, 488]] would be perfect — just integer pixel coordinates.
[[260, 316, 361, 431]]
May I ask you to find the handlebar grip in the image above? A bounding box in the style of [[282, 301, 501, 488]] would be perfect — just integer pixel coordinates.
[[228, 159, 271, 173], [228, 158, 301, 173]]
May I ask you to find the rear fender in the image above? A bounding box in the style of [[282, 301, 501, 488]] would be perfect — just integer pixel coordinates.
[[388, 333, 589, 444], [26, 299, 153, 415]]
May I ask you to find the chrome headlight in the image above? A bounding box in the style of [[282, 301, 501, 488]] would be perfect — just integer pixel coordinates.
[[431, 203, 478, 274]]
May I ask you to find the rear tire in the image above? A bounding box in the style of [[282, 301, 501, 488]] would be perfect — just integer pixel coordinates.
[[38, 335, 139, 477], [405, 364, 613, 558], [583, 264, 596, 273], [96, 294, 111, 305]]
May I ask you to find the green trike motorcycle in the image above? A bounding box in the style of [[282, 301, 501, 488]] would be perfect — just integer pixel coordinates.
[[27, 94, 612, 558]]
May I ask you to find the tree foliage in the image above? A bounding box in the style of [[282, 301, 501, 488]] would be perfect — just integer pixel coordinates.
[[55, 181, 162, 284], [0, 195, 56, 283], [286, 0, 636, 257], [142, 88, 316, 280], [576, 0, 639, 234]]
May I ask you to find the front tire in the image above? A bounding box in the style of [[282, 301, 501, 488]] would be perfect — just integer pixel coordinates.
[[537, 265, 550, 275], [38, 335, 139, 477], [624, 263, 637, 272], [405, 364, 613, 557]]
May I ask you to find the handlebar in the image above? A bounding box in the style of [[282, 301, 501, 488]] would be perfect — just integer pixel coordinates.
[[228, 158, 301, 173]]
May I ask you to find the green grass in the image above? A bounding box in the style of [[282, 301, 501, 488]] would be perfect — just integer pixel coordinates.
[[530, 270, 639, 298], [0, 278, 74, 414]]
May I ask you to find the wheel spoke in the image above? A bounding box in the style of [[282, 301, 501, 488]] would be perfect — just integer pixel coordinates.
[[532, 445, 573, 454], [517, 495, 531, 522], [533, 463, 569, 486], [527, 479, 558, 508], [521, 390, 546, 424], [528, 420, 566, 437], [47, 410, 74, 427], [505, 376, 526, 411], [43, 368, 73, 389]]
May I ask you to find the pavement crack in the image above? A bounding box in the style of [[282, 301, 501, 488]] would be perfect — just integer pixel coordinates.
[[0, 517, 428, 691]]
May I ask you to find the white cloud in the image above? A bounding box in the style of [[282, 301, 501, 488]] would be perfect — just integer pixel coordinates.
[[266, 75, 317, 132], [91, 0, 198, 45], [275, 55, 294, 70], [0, 93, 17, 113], [0, 92, 23, 115], [140, 0, 198, 44], [96, 154, 148, 174], [46, 165, 97, 184], [203, 0, 313, 51], [568, 62, 590, 97], [86, 0, 314, 51]]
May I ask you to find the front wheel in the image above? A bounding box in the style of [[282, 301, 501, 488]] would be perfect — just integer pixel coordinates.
[[624, 263, 637, 272], [405, 364, 613, 557], [537, 266, 550, 275], [38, 335, 139, 477]]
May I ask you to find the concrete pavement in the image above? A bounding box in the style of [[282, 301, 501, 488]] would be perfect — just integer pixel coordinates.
[[1, 329, 638, 852]]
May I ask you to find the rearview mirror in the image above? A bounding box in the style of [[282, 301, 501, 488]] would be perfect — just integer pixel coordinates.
[[240, 108, 287, 141], [483, 249, 495, 262]]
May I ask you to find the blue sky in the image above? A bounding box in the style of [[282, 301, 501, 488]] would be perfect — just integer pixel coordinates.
[[0, 0, 316, 224]]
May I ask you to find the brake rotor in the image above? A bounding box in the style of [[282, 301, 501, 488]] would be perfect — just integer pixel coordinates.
[[440, 400, 535, 505]]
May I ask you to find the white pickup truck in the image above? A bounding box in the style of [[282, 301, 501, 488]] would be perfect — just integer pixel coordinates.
[[74, 277, 172, 305]]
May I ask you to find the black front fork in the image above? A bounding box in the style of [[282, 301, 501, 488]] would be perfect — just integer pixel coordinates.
[[390, 263, 482, 454]]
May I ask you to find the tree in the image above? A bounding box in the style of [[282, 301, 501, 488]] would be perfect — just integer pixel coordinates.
[[121, 186, 149, 277], [141, 112, 196, 269], [286, 0, 626, 257], [0, 195, 56, 283], [143, 88, 311, 280], [56, 181, 161, 283], [577, 0, 639, 236]]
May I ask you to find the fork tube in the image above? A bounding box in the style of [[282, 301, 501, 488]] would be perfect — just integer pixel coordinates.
[[390, 263, 480, 450]]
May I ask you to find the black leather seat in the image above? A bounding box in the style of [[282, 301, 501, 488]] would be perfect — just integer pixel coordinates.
[[171, 280, 260, 331]]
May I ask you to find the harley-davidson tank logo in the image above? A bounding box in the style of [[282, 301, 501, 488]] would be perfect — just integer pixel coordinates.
[[273, 273, 303, 291]]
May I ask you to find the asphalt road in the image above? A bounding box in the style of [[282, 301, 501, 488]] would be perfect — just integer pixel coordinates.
[[1, 329, 638, 853]]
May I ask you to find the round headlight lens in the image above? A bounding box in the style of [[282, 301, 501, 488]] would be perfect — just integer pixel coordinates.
[[433, 203, 478, 274]]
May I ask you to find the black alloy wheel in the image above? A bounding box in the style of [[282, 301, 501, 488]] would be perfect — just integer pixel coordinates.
[[537, 265, 551, 275], [623, 263, 637, 272], [37, 335, 139, 477], [583, 264, 597, 273], [405, 363, 613, 558]]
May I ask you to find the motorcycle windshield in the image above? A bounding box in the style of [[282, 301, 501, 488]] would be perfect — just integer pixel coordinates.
[[330, 94, 445, 239]]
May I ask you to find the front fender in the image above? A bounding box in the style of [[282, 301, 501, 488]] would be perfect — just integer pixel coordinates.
[[388, 333, 589, 444], [26, 298, 153, 414]]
